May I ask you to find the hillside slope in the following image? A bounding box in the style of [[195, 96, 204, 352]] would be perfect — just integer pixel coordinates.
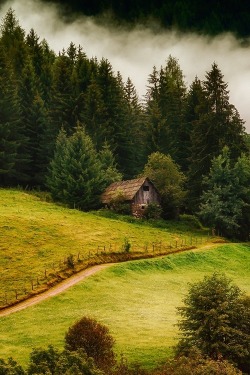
[[0, 189, 207, 305], [0, 243, 249, 368]]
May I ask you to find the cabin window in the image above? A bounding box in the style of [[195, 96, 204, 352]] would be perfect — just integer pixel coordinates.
[[141, 205, 145, 209], [143, 185, 149, 191]]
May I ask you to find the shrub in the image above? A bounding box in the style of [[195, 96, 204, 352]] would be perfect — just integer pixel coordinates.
[[122, 237, 131, 253], [65, 316, 116, 372], [179, 214, 203, 229], [144, 203, 162, 219], [109, 189, 131, 215], [153, 349, 242, 374]]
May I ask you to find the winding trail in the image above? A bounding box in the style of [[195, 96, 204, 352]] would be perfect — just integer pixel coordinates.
[[0, 242, 223, 318], [0, 263, 114, 318]]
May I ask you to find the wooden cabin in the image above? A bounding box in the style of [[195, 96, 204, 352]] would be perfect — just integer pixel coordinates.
[[101, 177, 161, 217]]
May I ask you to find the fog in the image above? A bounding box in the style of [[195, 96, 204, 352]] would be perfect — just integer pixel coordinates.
[[1, 0, 250, 133]]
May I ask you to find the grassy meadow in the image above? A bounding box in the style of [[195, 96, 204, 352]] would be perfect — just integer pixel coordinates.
[[0, 189, 208, 303], [0, 243, 249, 369], [1, 188, 249, 369]]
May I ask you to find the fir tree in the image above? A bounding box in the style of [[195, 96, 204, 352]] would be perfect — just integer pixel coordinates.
[[47, 126, 106, 210]]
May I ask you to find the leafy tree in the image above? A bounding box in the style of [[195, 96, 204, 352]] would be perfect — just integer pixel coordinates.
[[28, 345, 60, 374], [65, 316, 116, 372], [141, 152, 186, 219], [199, 147, 250, 240], [177, 273, 250, 372], [47, 126, 106, 210], [27, 346, 104, 375]]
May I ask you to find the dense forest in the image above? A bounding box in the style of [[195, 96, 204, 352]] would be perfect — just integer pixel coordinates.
[[0, 8, 250, 240], [41, 0, 250, 38]]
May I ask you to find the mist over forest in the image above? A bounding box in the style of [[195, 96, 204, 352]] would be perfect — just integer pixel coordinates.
[[1, 0, 250, 133]]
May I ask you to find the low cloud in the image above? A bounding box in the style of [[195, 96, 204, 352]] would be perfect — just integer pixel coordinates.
[[1, 0, 250, 133]]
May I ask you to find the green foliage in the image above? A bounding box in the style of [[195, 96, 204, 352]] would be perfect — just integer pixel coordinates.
[[65, 316, 116, 372], [186, 64, 247, 212], [177, 273, 250, 372], [141, 152, 186, 219], [108, 189, 131, 215], [122, 237, 131, 253], [145, 56, 187, 167], [199, 147, 250, 240], [153, 349, 241, 375], [179, 214, 203, 230], [67, 254, 75, 269], [47, 126, 106, 210], [27, 345, 104, 375], [144, 203, 162, 220], [0, 357, 25, 375], [98, 143, 122, 186]]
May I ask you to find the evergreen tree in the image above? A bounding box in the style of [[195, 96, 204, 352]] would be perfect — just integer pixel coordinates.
[[49, 51, 75, 137], [0, 44, 26, 186], [199, 148, 250, 240], [124, 77, 147, 176], [145, 57, 187, 166], [177, 273, 250, 373], [47, 126, 106, 210], [187, 63, 248, 212], [98, 142, 122, 186], [0, 8, 28, 79]]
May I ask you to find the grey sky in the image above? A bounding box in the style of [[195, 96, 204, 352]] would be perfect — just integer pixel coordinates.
[[1, 0, 250, 133]]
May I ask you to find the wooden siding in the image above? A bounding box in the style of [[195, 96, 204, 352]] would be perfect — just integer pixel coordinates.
[[133, 180, 160, 205]]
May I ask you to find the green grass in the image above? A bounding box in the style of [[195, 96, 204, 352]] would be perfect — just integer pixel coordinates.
[[0, 189, 208, 303], [0, 243, 249, 369]]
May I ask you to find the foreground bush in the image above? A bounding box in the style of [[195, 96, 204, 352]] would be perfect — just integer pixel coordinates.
[[153, 350, 242, 375], [65, 316, 116, 372]]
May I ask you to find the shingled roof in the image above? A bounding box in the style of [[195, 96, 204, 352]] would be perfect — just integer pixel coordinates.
[[101, 177, 149, 204]]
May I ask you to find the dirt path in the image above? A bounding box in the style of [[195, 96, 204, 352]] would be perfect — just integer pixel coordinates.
[[0, 242, 224, 318], [0, 263, 114, 318]]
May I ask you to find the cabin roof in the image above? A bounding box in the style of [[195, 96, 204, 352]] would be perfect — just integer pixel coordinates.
[[101, 177, 152, 203]]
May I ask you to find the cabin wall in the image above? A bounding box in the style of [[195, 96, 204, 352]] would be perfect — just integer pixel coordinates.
[[133, 180, 160, 205]]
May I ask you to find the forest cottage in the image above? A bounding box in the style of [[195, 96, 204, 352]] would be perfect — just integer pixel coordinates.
[[101, 177, 161, 217]]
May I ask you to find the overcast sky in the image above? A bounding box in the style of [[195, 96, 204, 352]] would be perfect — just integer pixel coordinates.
[[1, 0, 250, 133]]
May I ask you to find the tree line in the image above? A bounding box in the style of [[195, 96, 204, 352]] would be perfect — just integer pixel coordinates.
[[0, 8, 249, 240], [42, 0, 250, 38]]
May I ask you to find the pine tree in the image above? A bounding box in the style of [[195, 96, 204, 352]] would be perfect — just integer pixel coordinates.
[[0, 43, 25, 186], [199, 148, 250, 239], [145, 57, 187, 166], [187, 63, 248, 212], [98, 142, 122, 186], [47, 126, 106, 210]]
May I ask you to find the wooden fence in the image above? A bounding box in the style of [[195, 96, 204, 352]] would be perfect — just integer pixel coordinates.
[[0, 234, 213, 309]]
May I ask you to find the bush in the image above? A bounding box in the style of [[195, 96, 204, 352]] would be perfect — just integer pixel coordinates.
[[144, 203, 162, 219], [65, 316, 116, 372], [153, 349, 242, 375], [179, 214, 203, 229], [122, 237, 131, 253]]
